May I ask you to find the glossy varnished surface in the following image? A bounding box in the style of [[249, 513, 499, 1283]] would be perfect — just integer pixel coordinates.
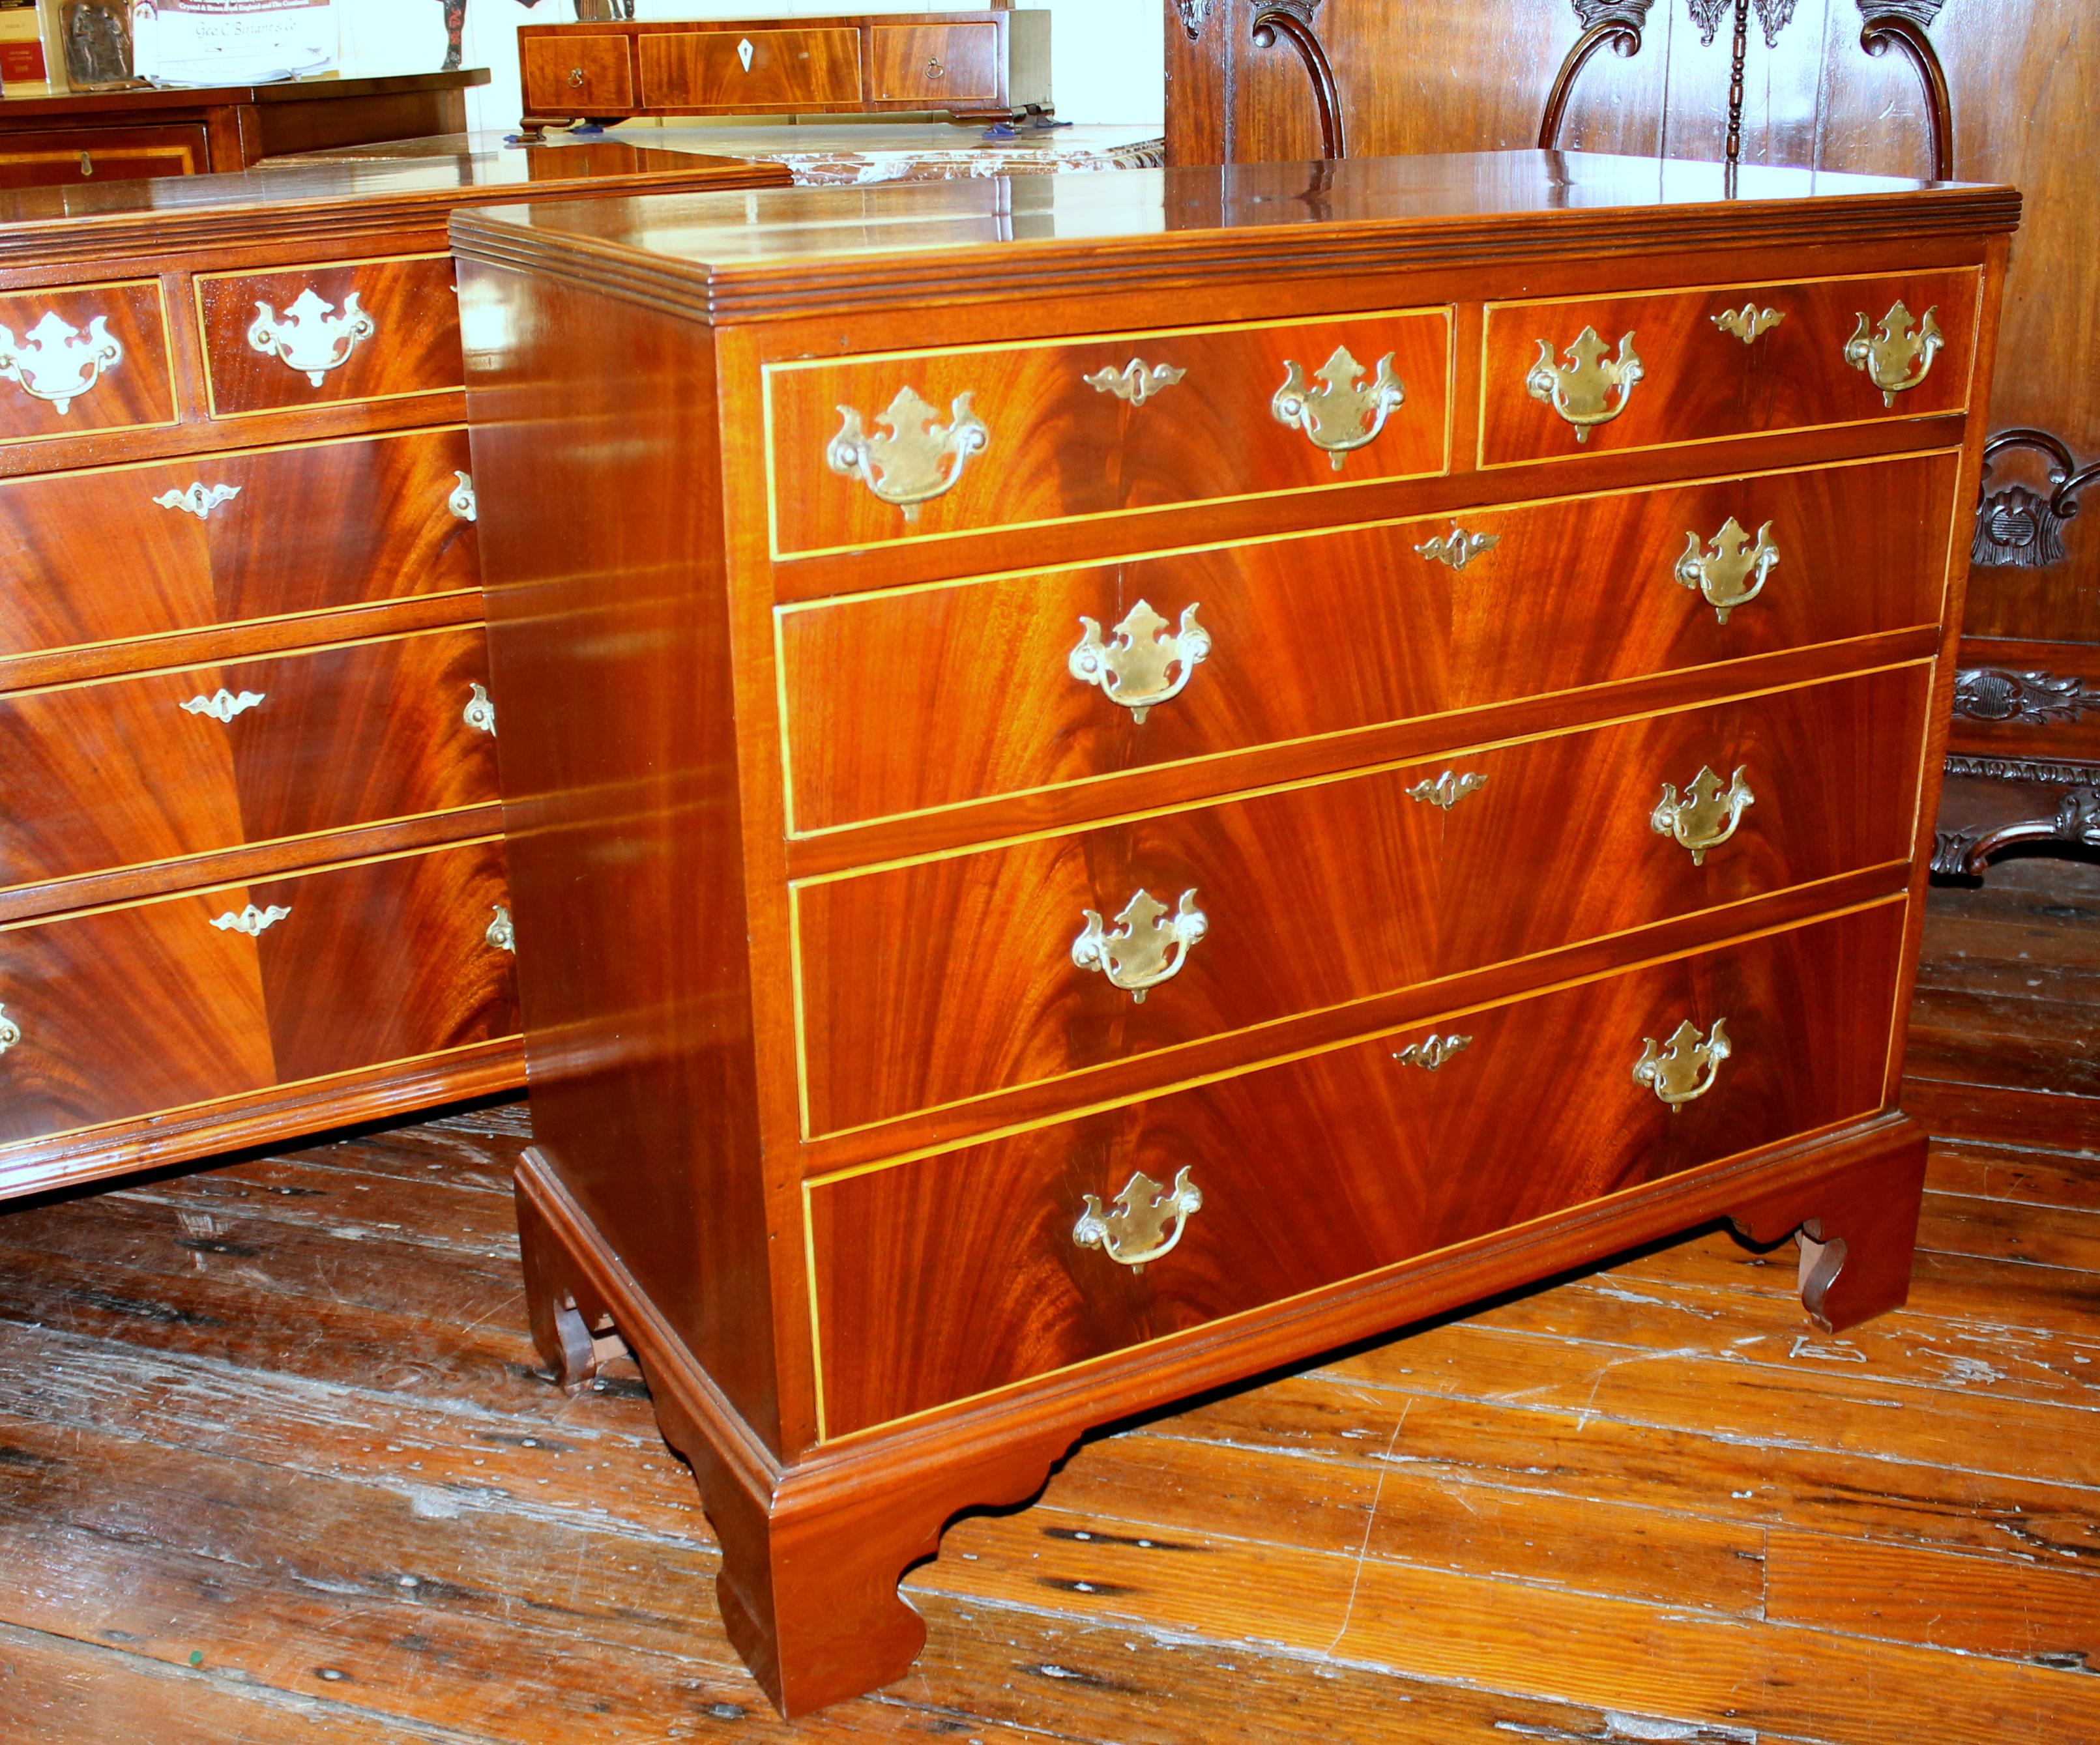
[[0, 281, 174, 448]]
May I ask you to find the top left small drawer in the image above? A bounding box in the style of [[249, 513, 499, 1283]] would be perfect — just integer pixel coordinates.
[[0, 281, 177, 450], [194, 253, 462, 418]]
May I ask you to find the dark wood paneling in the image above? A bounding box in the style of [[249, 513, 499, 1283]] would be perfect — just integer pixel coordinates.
[[639, 29, 863, 110], [195, 255, 461, 417], [782, 449, 1959, 832], [768, 308, 1452, 555], [811, 901, 1906, 1435], [0, 281, 173, 447], [1481, 269, 1979, 467], [796, 664, 1929, 1135]]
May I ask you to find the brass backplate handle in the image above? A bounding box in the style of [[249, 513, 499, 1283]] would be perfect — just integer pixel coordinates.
[[826, 385, 989, 523], [1084, 359, 1186, 406], [1713, 304, 1784, 344], [1676, 517, 1779, 624], [1652, 764, 1754, 865], [1395, 1033, 1471, 1072], [1845, 300, 1942, 407], [248, 289, 377, 388], [1073, 1166, 1203, 1273], [0, 1003, 18, 1058], [1073, 887, 1206, 1003], [0, 310, 123, 414], [1271, 345, 1405, 470], [1069, 599, 1210, 723], [1526, 326, 1643, 442], [1633, 1017, 1731, 1110]]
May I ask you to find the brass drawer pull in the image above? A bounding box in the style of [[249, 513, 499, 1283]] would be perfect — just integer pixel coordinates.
[[1073, 887, 1206, 1003], [1633, 1017, 1731, 1109], [1271, 345, 1405, 470], [181, 688, 265, 723], [487, 904, 517, 953], [0, 1004, 18, 1058], [211, 903, 290, 937], [1713, 304, 1783, 345], [1651, 764, 1753, 865], [448, 470, 477, 523], [1415, 526, 1499, 571], [1069, 600, 1210, 723], [826, 386, 989, 524], [0, 310, 124, 415], [1084, 358, 1185, 406], [1073, 1167, 1202, 1273], [1676, 517, 1778, 624], [463, 683, 497, 736], [154, 482, 241, 521], [1845, 300, 1942, 407], [248, 289, 377, 388], [926, 56, 945, 80], [1407, 770, 1487, 810], [1526, 326, 1642, 442], [1395, 1033, 1470, 1072]]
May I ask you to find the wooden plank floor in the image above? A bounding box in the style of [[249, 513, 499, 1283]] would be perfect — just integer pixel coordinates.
[[3, 862, 2099, 1743]]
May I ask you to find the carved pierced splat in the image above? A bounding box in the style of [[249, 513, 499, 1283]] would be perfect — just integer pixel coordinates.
[[1951, 667, 2098, 727], [1970, 427, 2095, 570]]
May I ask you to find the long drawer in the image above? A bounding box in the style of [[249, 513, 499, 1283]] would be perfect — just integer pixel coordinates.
[[1481, 268, 1979, 466], [795, 663, 1929, 1135], [639, 27, 862, 108], [0, 427, 478, 659], [807, 899, 1906, 1437], [0, 839, 519, 1150], [0, 627, 499, 890], [779, 450, 1959, 833], [0, 280, 176, 450], [766, 308, 1453, 556]]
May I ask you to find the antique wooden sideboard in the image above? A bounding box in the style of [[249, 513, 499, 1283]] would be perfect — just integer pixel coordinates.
[[0, 141, 789, 1204], [454, 152, 2015, 1713]]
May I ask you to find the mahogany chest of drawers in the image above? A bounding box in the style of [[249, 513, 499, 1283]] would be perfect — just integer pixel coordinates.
[[0, 141, 788, 1202], [452, 152, 2017, 1716]]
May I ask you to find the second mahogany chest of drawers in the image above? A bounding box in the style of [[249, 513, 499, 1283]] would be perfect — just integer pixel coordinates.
[[452, 152, 2017, 1716], [0, 140, 789, 1202]]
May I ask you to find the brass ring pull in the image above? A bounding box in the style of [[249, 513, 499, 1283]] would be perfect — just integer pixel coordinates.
[[1073, 887, 1206, 1003], [1651, 764, 1753, 865], [1845, 300, 1942, 407], [1712, 304, 1783, 345], [248, 289, 377, 388], [211, 904, 291, 937], [180, 688, 265, 723], [1526, 326, 1642, 442], [1271, 345, 1405, 470], [1395, 1033, 1471, 1072], [463, 683, 497, 736], [826, 385, 989, 524], [1069, 600, 1209, 723], [1073, 1167, 1202, 1273], [1633, 1017, 1731, 1110], [0, 310, 124, 416], [568, 66, 585, 87], [486, 905, 517, 953], [1084, 358, 1185, 406], [926, 57, 945, 79], [1676, 518, 1779, 624], [0, 1003, 19, 1058], [154, 482, 241, 521]]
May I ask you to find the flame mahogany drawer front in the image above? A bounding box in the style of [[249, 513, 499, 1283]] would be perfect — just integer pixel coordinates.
[[1481, 268, 1979, 467], [0, 427, 478, 658], [0, 839, 519, 1155], [640, 28, 864, 109], [766, 308, 1453, 556], [795, 662, 1929, 1136], [194, 254, 462, 418], [0, 280, 175, 449], [780, 449, 1958, 833], [0, 627, 499, 890], [808, 900, 1906, 1435]]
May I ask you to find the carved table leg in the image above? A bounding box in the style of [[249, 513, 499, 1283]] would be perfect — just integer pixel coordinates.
[[1725, 1121, 1928, 1332]]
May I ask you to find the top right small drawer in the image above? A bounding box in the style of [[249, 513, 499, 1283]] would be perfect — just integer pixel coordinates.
[[1480, 268, 1979, 467]]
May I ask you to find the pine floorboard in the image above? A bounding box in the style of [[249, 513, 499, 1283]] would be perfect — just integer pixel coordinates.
[[3, 867, 2099, 1741]]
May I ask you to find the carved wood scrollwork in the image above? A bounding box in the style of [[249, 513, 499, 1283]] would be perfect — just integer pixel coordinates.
[[1251, 0, 1347, 160], [1951, 668, 2100, 727], [1859, 1, 1953, 180], [1175, 0, 1215, 41], [1540, 1, 1654, 151], [1972, 428, 2097, 570]]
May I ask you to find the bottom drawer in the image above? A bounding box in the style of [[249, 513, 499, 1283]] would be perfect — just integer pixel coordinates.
[[808, 901, 1906, 1437], [0, 839, 519, 1149]]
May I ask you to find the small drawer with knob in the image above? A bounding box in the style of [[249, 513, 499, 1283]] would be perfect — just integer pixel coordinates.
[[791, 661, 1927, 1136], [0, 626, 501, 890], [765, 306, 1453, 557], [194, 253, 461, 418], [870, 23, 1001, 102], [0, 280, 176, 450], [803, 899, 1905, 1437], [0, 838, 519, 1155], [1480, 268, 1980, 467], [521, 33, 637, 112], [777, 448, 1958, 833]]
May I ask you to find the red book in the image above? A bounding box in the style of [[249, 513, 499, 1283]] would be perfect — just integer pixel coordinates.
[[0, 39, 46, 84]]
